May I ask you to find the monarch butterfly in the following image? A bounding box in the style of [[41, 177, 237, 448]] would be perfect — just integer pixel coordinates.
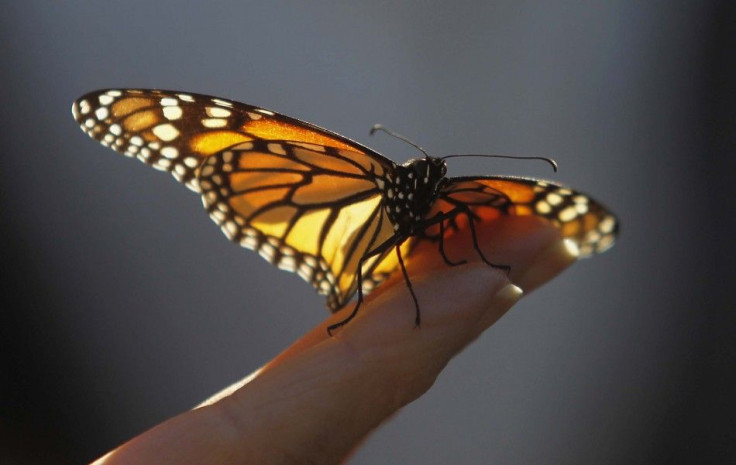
[[72, 89, 618, 333]]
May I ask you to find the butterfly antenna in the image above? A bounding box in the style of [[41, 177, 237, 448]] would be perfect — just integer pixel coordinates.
[[370, 124, 431, 158], [441, 153, 558, 172]]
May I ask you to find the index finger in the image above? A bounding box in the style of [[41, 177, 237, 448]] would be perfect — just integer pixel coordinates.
[[94, 216, 577, 465]]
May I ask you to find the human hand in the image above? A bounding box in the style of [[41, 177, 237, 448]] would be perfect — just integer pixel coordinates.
[[92, 216, 577, 465]]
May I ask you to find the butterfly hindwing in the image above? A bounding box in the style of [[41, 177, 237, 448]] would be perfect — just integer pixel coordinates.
[[198, 140, 408, 310], [430, 176, 618, 257]]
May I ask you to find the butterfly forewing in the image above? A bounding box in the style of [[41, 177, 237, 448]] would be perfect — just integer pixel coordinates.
[[72, 89, 250, 190], [71, 89, 391, 192]]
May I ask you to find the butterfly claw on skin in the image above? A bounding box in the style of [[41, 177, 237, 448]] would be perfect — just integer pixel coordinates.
[[73, 89, 619, 333]]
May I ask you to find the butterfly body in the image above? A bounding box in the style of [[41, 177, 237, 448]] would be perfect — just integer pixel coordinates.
[[72, 89, 618, 324], [381, 157, 447, 235]]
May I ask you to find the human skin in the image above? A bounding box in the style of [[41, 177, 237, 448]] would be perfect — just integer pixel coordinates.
[[92, 216, 577, 465]]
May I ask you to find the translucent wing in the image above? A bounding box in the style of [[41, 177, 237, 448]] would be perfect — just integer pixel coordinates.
[[72, 89, 406, 310], [199, 140, 412, 310], [72, 89, 618, 314], [428, 176, 618, 257], [71, 89, 389, 192]]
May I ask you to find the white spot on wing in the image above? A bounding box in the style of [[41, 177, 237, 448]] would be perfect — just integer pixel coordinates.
[[152, 123, 180, 141], [210, 209, 226, 223], [161, 146, 179, 159], [240, 236, 258, 250], [596, 234, 614, 252], [297, 263, 312, 280], [223, 221, 238, 239], [259, 243, 276, 261], [278, 256, 297, 272], [206, 106, 232, 118], [559, 206, 578, 222], [546, 193, 563, 206], [599, 215, 616, 234], [95, 107, 109, 120], [78, 100, 91, 114], [163, 106, 183, 120], [202, 118, 227, 128], [535, 200, 552, 214], [98, 95, 114, 105], [212, 98, 233, 107]]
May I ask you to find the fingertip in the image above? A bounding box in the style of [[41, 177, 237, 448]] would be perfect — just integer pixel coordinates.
[[514, 237, 578, 292], [475, 283, 524, 332]]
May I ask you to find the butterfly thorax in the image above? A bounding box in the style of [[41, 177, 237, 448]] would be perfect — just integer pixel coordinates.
[[380, 156, 448, 235]]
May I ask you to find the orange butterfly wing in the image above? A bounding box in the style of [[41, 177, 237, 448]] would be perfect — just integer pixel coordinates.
[[72, 89, 407, 310], [72, 89, 381, 191], [73, 89, 618, 313], [198, 140, 413, 310], [428, 176, 618, 257]]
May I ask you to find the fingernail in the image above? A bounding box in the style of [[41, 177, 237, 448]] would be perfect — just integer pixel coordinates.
[[477, 283, 523, 330], [516, 238, 579, 292]]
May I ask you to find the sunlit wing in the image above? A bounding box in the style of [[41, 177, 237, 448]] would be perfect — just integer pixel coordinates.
[[198, 139, 413, 310], [72, 89, 619, 315], [429, 176, 619, 257], [72, 89, 414, 309], [71, 89, 388, 192]]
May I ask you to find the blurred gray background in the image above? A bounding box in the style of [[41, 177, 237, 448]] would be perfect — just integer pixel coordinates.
[[2, 1, 734, 464]]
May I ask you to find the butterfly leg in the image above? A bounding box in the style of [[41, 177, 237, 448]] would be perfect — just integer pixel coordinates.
[[437, 212, 467, 266], [394, 243, 421, 327], [327, 236, 400, 335], [417, 210, 467, 266], [464, 209, 511, 274], [326, 268, 365, 336]]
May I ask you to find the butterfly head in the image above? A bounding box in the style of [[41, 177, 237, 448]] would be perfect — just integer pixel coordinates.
[[428, 155, 448, 179], [401, 156, 447, 191]]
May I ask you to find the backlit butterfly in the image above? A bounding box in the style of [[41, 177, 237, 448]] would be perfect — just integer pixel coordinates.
[[72, 89, 618, 333]]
